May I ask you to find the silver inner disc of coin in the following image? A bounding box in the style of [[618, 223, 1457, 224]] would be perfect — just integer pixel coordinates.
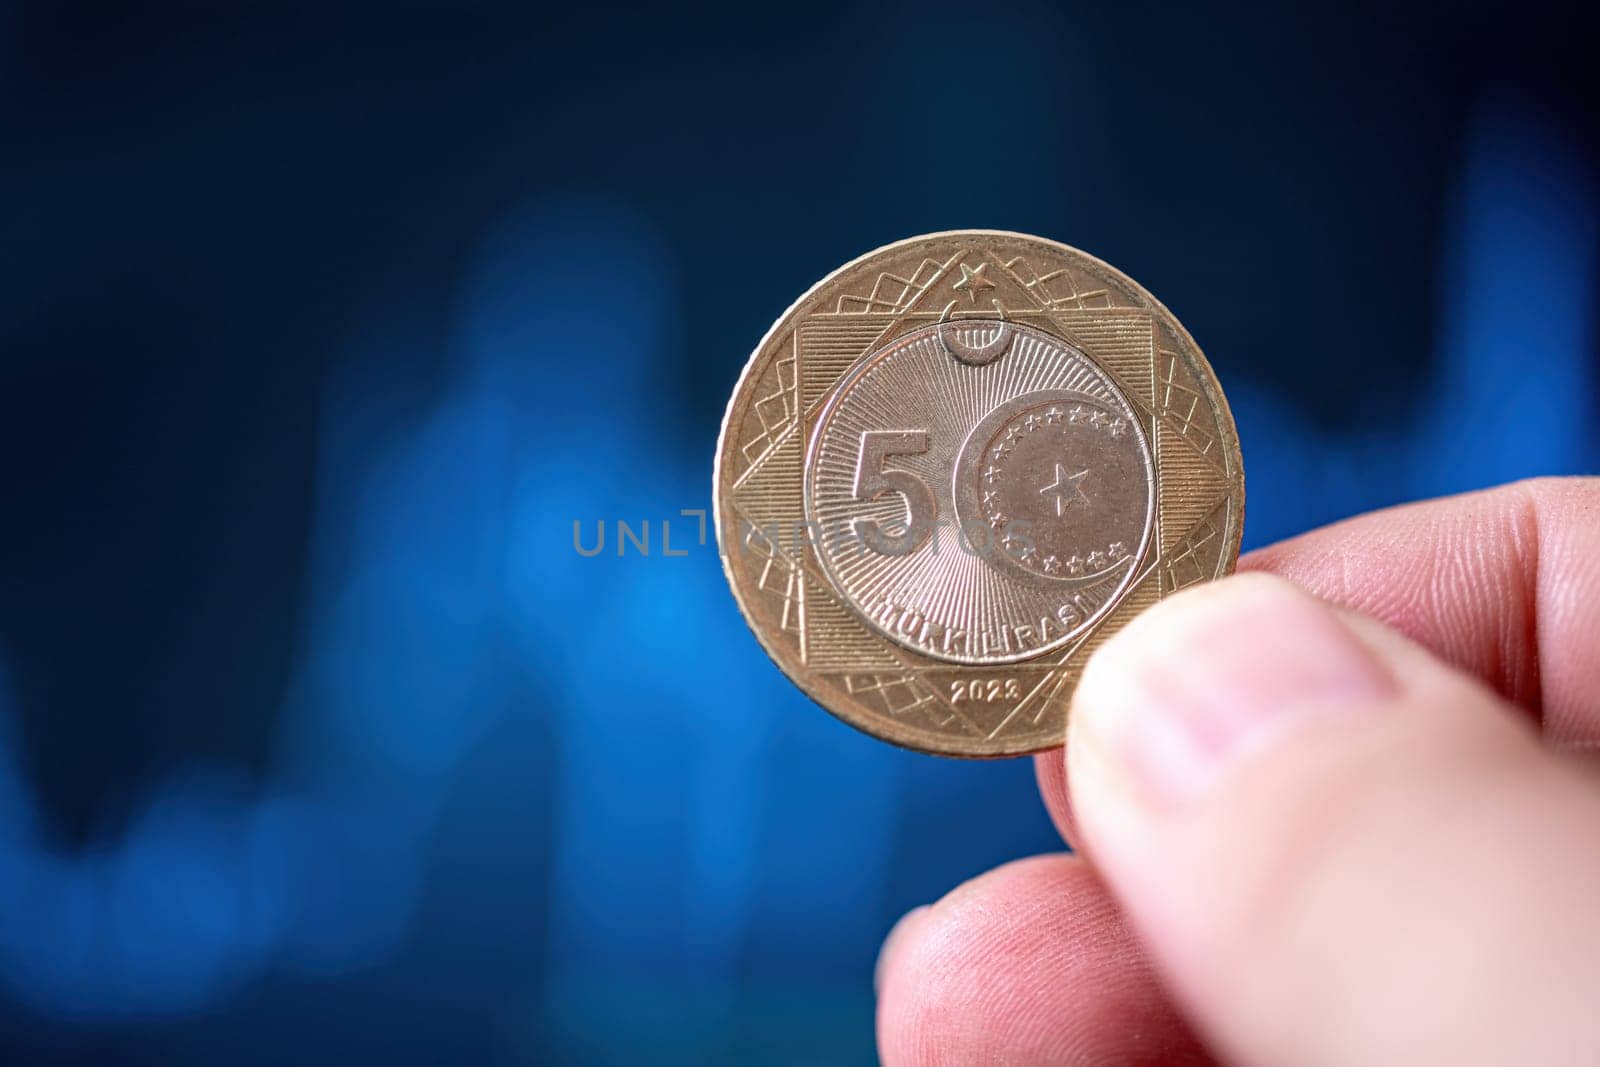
[[804, 320, 1155, 665]]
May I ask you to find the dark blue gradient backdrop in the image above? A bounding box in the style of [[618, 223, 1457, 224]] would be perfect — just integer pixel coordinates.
[[0, 3, 1595, 1062]]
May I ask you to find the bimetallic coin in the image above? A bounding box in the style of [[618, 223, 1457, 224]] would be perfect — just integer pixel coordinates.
[[715, 231, 1244, 757]]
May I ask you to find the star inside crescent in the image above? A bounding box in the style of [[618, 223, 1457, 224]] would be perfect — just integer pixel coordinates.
[[952, 261, 996, 304], [1039, 464, 1090, 517]]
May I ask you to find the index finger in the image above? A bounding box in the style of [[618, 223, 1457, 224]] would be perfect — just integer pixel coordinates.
[[1241, 475, 1599, 745], [1037, 475, 1600, 846]]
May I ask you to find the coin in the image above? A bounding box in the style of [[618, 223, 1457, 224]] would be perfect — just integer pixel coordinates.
[[715, 231, 1244, 757]]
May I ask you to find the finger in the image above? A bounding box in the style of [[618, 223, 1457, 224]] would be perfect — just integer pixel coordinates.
[[1241, 475, 1600, 745], [876, 854, 1212, 1066], [1033, 745, 1079, 847], [1069, 573, 1600, 1066], [1038, 475, 1600, 852]]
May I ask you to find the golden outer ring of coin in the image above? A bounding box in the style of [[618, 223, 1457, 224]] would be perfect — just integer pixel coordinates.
[[714, 231, 1245, 758]]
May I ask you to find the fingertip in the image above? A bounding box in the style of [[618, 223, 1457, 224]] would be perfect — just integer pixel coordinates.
[[875, 855, 1208, 1066], [1069, 573, 1391, 813], [1032, 748, 1081, 850], [875, 905, 929, 997]]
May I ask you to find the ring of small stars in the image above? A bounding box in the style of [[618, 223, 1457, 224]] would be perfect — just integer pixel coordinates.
[[983, 402, 1133, 577]]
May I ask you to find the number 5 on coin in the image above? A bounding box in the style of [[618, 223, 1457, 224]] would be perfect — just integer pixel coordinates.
[[851, 430, 933, 556]]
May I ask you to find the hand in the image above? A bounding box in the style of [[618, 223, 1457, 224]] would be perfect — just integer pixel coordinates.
[[876, 477, 1600, 1066]]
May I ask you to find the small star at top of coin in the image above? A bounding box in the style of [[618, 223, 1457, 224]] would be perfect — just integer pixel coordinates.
[[952, 262, 996, 303]]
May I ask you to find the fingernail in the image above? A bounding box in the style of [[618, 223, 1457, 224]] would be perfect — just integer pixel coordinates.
[[1074, 575, 1393, 807], [875, 905, 928, 996]]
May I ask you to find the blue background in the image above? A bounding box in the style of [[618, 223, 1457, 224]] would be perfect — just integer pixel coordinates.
[[0, 2, 1595, 1062]]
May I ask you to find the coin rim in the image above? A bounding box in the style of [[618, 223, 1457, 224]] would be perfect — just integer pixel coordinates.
[[714, 229, 1246, 758]]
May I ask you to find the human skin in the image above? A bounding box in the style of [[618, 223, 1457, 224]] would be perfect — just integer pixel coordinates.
[[875, 477, 1600, 1066]]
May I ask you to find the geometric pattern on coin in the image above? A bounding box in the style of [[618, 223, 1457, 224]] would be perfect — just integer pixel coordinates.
[[806, 321, 1154, 665], [714, 230, 1244, 758]]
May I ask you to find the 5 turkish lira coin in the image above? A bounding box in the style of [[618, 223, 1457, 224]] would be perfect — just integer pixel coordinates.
[[714, 231, 1244, 757]]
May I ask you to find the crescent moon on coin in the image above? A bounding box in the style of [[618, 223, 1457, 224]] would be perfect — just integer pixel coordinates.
[[936, 303, 1014, 366]]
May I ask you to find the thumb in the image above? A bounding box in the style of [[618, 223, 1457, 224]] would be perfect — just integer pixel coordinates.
[[1068, 573, 1600, 1067]]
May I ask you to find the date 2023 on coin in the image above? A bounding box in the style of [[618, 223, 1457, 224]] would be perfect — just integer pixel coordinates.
[[715, 232, 1244, 758]]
